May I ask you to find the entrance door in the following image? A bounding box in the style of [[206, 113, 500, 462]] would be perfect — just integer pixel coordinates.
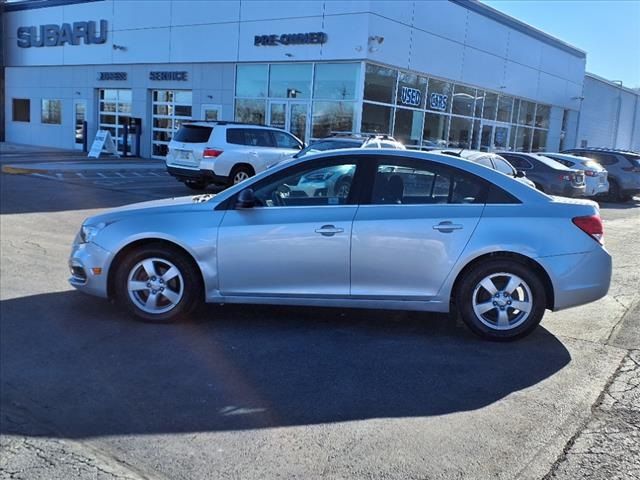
[[268, 101, 309, 144], [478, 122, 511, 151], [73, 99, 87, 150]]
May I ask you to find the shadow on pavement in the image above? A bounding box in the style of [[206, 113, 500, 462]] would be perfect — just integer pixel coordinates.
[[1, 291, 571, 439]]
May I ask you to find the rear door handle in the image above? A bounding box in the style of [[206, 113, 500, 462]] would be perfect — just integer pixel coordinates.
[[315, 225, 344, 236], [433, 221, 463, 232]]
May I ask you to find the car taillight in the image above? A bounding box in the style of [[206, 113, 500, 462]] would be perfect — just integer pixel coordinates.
[[558, 174, 571, 181], [203, 148, 223, 158], [584, 170, 597, 177], [572, 215, 604, 244]]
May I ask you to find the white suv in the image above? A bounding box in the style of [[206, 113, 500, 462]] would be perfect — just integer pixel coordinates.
[[166, 122, 303, 189]]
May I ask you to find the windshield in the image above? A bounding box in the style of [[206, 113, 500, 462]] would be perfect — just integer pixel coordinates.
[[172, 125, 213, 143], [295, 139, 361, 157]]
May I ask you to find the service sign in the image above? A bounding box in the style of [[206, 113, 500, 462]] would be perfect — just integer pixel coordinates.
[[17, 20, 107, 48], [400, 86, 422, 107], [429, 93, 448, 112], [149, 71, 189, 81]]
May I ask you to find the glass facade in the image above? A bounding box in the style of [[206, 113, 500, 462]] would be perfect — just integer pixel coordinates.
[[151, 90, 193, 158], [98, 89, 132, 154], [234, 61, 552, 151]]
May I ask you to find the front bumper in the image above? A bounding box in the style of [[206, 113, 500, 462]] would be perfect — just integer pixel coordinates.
[[538, 246, 612, 311], [68, 240, 112, 298]]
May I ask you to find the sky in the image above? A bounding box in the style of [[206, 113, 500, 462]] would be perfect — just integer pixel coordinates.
[[482, 0, 640, 88]]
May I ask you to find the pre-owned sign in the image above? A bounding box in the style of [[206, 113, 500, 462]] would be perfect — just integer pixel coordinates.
[[17, 20, 108, 48], [254, 32, 328, 46]]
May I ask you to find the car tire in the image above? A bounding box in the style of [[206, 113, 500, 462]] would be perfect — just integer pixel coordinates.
[[230, 165, 255, 185], [607, 179, 622, 202], [455, 259, 547, 341], [183, 180, 208, 191], [114, 243, 203, 323]]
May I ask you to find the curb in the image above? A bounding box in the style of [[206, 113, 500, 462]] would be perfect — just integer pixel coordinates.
[[1, 165, 49, 175]]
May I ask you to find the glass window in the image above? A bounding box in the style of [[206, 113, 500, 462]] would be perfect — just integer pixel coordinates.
[[372, 160, 486, 205], [423, 112, 449, 148], [451, 84, 475, 116], [476, 156, 493, 168], [242, 129, 274, 147], [297, 139, 360, 156], [269, 63, 312, 98], [41, 99, 62, 124], [173, 125, 213, 143], [272, 131, 302, 149], [235, 99, 266, 124], [311, 101, 356, 138], [364, 64, 397, 103], [518, 100, 535, 126], [12, 99, 30, 122], [472, 119, 482, 150], [396, 72, 427, 108], [515, 127, 533, 151], [501, 153, 533, 170], [253, 162, 357, 207], [482, 92, 498, 120], [497, 95, 513, 123], [236, 64, 268, 97], [493, 156, 516, 175], [361, 103, 393, 134], [535, 104, 550, 128], [174, 105, 192, 117], [393, 108, 424, 147], [448, 117, 473, 148], [100, 89, 118, 101], [313, 63, 359, 100], [531, 129, 547, 152], [427, 79, 452, 113]]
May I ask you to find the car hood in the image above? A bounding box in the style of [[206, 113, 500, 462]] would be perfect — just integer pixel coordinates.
[[84, 194, 216, 225]]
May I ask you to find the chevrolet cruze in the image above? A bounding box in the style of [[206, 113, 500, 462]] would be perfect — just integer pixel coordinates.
[[69, 150, 612, 340]]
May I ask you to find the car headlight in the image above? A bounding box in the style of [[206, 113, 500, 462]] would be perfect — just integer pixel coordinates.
[[79, 222, 106, 244]]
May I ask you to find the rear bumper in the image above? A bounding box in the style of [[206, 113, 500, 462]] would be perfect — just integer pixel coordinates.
[[166, 166, 229, 185], [538, 246, 612, 311]]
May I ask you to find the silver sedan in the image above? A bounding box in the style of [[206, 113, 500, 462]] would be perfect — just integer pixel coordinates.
[[69, 149, 612, 340]]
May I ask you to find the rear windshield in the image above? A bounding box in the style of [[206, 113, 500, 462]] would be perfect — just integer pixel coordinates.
[[621, 153, 640, 168], [531, 154, 573, 170], [173, 125, 213, 143]]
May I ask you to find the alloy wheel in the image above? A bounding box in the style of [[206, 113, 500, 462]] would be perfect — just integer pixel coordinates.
[[127, 257, 184, 314], [471, 272, 533, 331]]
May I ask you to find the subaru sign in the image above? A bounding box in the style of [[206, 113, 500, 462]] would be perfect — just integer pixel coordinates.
[[17, 20, 108, 48]]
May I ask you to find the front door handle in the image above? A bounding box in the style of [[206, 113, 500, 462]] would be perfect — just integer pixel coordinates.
[[315, 225, 344, 236], [433, 221, 463, 232]]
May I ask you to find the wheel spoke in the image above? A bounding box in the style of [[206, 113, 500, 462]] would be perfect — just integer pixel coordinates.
[[480, 278, 498, 295], [476, 301, 496, 315], [145, 292, 159, 309], [504, 275, 521, 295], [161, 288, 180, 304], [142, 259, 156, 278], [161, 266, 180, 282], [129, 281, 149, 292], [510, 300, 531, 313], [497, 309, 510, 327]]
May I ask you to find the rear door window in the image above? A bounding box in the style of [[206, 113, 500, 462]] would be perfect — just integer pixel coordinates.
[[226, 128, 274, 147], [501, 154, 533, 170], [271, 131, 302, 149], [493, 156, 517, 175], [173, 125, 213, 143]]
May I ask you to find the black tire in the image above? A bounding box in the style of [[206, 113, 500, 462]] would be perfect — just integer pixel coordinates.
[[454, 259, 547, 341], [229, 165, 255, 185], [183, 180, 208, 191], [114, 243, 203, 323], [607, 179, 622, 202]]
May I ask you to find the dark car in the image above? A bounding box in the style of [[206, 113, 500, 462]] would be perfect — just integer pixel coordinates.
[[562, 148, 640, 202], [497, 152, 586, 197]]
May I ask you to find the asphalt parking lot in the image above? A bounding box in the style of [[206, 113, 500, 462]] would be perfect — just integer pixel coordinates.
[[1, 145, 638, 479]]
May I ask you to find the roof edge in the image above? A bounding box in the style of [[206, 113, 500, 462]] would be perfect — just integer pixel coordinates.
[[585, 72, 640, 96], [3, 0, 104, 13], [452, 0, 586, 59]]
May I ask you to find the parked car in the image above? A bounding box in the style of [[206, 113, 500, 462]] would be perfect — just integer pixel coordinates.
[[561, 148, 640, 202], [165, 121, 303, 190], [70, 149, 611, 341], [432, 149, 537, 189], [540, 152, 609, 198], [293, 134, 405, 158], [497, 152, 586, 197]]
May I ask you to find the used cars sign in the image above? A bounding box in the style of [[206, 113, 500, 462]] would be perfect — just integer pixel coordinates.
[[17, 20, 108, 48]]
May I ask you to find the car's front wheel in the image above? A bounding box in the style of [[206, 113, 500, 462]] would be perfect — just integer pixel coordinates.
[[114, 244, 202, 323], [455, 259, 547, 340]]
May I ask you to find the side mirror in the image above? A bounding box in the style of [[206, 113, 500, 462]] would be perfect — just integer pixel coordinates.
[[516, 170, 526, 178], [235, 188, 256, 209]]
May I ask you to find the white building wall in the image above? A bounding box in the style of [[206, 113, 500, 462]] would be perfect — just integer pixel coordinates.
[[577, 74, 640, 150]]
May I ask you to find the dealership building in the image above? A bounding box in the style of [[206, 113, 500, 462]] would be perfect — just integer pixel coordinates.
[[2, 0, 639, 158]]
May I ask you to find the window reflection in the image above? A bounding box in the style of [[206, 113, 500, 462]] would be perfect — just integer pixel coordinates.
[[427, 79, 452, 113], [314, 63, 359, 100], [236, 64, 268, 97], [396, 72, 427, 108], [423, 112, 449, 148], [497, 95, 513, 123], [364, 64, 397, 104], [393, 108, 424, 146], [269, 64, 312, 98], [312, 101, 356, 137], [235, 99, 266, 124], [535, 104, 550, 129], [483, 92, 498, 120], [518, 100, 536, 126], [448, 116, 473, 148], [452, 85, 475, 116], [362, 103, 393, 134]]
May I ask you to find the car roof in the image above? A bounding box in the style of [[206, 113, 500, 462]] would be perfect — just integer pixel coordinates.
[[539, 152, 601, 165], [183, 121, 277, 129], [497, 151, 576, 171]]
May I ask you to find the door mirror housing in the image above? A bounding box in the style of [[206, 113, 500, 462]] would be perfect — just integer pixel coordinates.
[[516, 170, 526, 178], [236, 188, 256, 209]]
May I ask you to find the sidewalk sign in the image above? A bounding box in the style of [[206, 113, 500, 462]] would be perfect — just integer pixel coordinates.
[[88, 130, 120, 158]]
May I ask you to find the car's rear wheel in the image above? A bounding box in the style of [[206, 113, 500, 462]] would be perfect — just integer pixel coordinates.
[[183, 180, 208, 191], [455, 259, 547, 340], [114, 244, 202, 323], [230, 165, 255, 185], [607, 179, 622, 202]]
